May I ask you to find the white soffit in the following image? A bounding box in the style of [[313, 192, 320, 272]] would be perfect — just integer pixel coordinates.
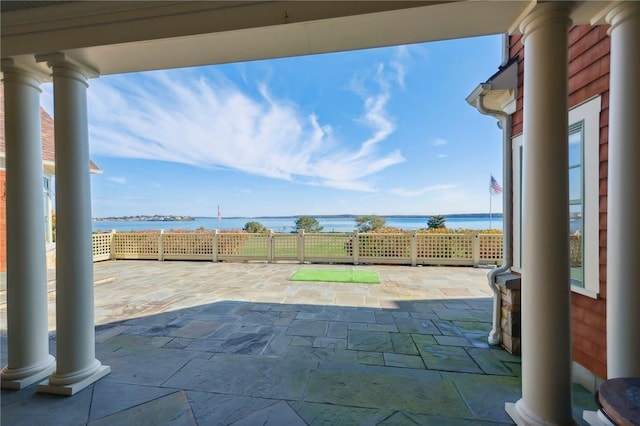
[[4, 1, 531, 76]]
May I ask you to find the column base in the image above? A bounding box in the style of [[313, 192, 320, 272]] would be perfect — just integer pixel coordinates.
[[1, 355, 56, 390], [38, 364, 110, 396], [506, 400, 578, 426], [583, 410, 615, 426]]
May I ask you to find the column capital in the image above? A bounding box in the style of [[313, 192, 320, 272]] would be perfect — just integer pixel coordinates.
[[1, 58, 49, 89], [519, 2, 573, 43], [35, 52, 99, 84], [606, 2, 640, 35]]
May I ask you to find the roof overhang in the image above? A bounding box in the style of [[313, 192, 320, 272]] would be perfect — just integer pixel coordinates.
[[2, 1, 605, 78], [466, 58, 518, 116]]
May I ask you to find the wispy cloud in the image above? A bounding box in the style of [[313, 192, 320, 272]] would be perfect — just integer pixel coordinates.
[[390, 46, 409, 89], [389, 184, 457, 197], [86, 58, 407, 192], [437, 154, 448, 159], [432, 138, 448, 147], [108, 176, 127, 184]]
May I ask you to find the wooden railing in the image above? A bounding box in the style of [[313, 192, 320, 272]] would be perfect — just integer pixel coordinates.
[[93, 230, 503, 267]]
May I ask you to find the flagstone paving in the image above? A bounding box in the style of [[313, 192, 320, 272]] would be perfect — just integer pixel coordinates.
[[1, 261, 596, 425]]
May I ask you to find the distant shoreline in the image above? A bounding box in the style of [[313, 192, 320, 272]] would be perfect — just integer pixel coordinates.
[[94, 213, 503, 222], [94, 215, 194, 222], [194, 213, 504, 220]]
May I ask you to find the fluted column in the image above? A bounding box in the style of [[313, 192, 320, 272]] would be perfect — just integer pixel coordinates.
[[505, 3, 576, 425], [0, 60, 56, 389], [606, 3, 640, 379], [35, 54, 110, 395]]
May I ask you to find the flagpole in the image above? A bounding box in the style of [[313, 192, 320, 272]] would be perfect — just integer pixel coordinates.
[[489, 180, 493, 230]]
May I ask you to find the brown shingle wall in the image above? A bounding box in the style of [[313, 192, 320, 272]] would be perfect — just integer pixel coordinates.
[[509, 25, 610, 379]]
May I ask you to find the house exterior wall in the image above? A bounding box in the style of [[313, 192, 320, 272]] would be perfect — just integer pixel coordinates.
[[509, 26, 610, 380]]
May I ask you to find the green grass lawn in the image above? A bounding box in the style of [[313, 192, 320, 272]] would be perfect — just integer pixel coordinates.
[[289, 269, 380, 284]]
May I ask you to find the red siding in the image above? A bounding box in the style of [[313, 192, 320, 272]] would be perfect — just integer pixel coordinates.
[[509, 25, 610, 379]]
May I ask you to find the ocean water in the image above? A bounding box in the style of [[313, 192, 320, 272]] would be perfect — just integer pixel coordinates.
[[93, 215, 503, 233]]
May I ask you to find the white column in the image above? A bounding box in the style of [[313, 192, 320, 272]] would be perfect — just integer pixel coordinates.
[[505, 3, 576, 425], [606, 3, 640, 379], [0, 60, 56, 389], [35, 54, 110, 395]]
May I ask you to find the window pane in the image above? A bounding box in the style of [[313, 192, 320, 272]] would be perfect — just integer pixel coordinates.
[[569, 166, 582, 201], [569, 203, 583, 287], [569, 204, 582, 233], [569, 131, 582, 166]]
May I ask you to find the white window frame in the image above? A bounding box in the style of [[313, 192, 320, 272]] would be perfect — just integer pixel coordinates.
[[511, 95, 600, 298], [569, 96, 600, 298], [512, 134, 523, 272]]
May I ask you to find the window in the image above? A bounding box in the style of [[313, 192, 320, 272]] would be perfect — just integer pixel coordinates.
[[568, 96, 600, 298], [512, 138, 523, 270], [512, 95, 600, 297], [569, 123, 584, 287]]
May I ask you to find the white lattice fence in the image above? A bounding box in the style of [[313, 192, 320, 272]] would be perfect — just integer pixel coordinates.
[[358, 233, 411, 264], [416, 234, 474, 265], [217, 233, 268, 260], [273, 234, 298, 261], [163, 233, 214, 260], [113, 233, 159, 259], [304, 233, 352, 263], [479, 234, 503, 265], [92, 233, 112, 261], [94, 230, 503, 266]]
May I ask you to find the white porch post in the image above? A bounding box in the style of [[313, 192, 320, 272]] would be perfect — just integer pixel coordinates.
[[506, 3, 575, 425], [606, 3, 640, 379], [36, 54, 110, 395], [0, 61, 56, 389]]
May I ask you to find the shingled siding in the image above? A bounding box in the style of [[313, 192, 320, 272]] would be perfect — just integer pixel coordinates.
[[509, 25, 609, 379]]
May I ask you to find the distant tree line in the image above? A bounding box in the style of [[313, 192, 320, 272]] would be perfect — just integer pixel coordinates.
[[242, 214, 447, 233]]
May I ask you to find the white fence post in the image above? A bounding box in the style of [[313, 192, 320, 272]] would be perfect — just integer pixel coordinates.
[[472, 231, 480, 267], [212, 230, 218, 262], [268, 230, 274, 263], [158, 230, 165, 261], [353, 232, 360, 265], [298, 230, 305, 263], [411, 230, 418, 267]]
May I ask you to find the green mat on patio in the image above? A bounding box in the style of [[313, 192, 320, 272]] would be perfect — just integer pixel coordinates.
[[289, 269, 380, 284]]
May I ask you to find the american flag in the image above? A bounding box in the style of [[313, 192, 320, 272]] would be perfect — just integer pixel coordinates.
[[490, 175, 503, 195], [217, 205, 222, 219]]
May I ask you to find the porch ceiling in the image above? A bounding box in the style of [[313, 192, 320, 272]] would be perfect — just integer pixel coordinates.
[[1, 1, 613, 78]]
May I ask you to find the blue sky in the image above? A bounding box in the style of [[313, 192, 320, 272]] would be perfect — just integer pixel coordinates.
[[42, 34, 504, 218]]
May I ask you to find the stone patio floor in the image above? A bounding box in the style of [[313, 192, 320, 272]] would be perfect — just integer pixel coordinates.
[[1, 261, 596, 425]]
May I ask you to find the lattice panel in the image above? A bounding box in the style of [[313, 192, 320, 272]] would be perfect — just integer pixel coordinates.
[[92, 233, 112, 260], [417, 234, 473, 260], [273, 234, 298, 259], [217, 233, 249, 256], [163, 233, 213, 256], [304, 233, 351, 258], [479, 234, 503, 263], [217, 233, 268, 257], [358, 233, 411, 258], [569, 235, 582, 267], [113, 233, 159, 257]]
